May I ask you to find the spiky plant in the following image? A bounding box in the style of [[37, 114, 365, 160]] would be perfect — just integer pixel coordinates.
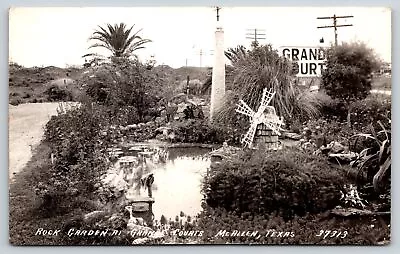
[[216, 44, 320, 129], [83, 23, 151, 59], [351, 120, 391, 192], [224, 45, 247, 63]]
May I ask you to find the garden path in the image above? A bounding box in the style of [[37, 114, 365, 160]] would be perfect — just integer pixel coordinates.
[[8, 102, 59, 180]]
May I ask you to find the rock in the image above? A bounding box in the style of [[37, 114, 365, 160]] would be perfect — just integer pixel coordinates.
[[328, 141, 348, 154], [127, 222, 154, 232], [126, 124, 138, 130], [107, 213, 126, 229], [155, 117, 164, 124], [167, 132, 176, 141], [160, 109, 167, 118], [145, 121, 155, 127], [66, 188, 79, 196], [330, 207, 388, 217], [156, 134, 166, 141], [176, 102, 187, 114], [83, 211, 107, 224], [328, 152, 358, 163], [283, 132, 302, 140], [155, 126, 172, 136], [193, 107, 204, 119]]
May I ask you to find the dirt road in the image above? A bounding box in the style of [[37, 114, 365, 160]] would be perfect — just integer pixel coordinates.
[[8, 103, 60, 179]]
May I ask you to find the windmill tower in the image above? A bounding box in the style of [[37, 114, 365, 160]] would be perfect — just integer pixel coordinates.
[[236, 88, 284, 149]]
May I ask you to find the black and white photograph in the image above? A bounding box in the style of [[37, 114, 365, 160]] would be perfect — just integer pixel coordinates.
[[8, 6, 391, 245]]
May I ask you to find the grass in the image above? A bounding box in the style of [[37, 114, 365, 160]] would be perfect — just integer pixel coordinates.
[[9, 142, 60, 245]]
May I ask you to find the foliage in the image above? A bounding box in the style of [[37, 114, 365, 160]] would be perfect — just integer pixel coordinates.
[[80, 57, 164, 123], [9, 97, 22, 106], [203, 147, 349, 219], [84, 23, 151, 58], [321, 42, 381, 124], [351, 120, 391, 193], [217, 44, 321, 132], [300, 93, 391, 152], [351, 94, 391, 128], [40, 103, 124, 215], [171, 119, 238, 144], [195, 207, 390, 244], [224, 45, 247, 63], [44, 85, 73, 102]]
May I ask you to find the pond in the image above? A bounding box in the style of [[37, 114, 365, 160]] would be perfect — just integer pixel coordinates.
[[151, 147, 211, 221], [103, 145, 212, 223]]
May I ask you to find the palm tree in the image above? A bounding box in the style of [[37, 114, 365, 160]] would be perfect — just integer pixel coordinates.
[[84, 23, 151, 58]]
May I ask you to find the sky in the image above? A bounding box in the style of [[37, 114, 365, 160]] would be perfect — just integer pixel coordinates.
[[9, 7, 391, 68]]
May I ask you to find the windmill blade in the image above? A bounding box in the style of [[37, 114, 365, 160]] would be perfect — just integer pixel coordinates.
[[263, 121, 282, 136], [236, 100, 255, 119], [242, 122, 258, 148], [260, 88, 276, 108]]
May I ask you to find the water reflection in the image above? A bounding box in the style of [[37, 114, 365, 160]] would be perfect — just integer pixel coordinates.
[[152, 151, 210, 221], [102, 146, 211, 222]]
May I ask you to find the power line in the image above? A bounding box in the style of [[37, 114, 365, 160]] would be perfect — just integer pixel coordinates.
[[317, 14, 353, 46], [245, 28, 266, 47], [195, 48, 213, 67]]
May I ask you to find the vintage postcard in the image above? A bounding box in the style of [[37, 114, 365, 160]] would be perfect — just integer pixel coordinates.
[[9, 6, 391, 245]]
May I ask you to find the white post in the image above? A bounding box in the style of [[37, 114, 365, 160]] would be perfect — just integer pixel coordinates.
[[210, 26, 226, 122]]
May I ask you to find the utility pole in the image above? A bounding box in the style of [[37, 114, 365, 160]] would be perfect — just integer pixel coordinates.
[[246, 28, 266, 47], [215, 6, 221, 21], [195, 48, 213, 67], [317, 15, 353, 46], [200, 49, 203, 67]]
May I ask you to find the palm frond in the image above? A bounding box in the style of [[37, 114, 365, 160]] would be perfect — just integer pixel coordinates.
[[85, 23, 151, 58]]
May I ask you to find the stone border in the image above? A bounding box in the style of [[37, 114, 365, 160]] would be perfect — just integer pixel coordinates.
[[120, 140, 220, 149]]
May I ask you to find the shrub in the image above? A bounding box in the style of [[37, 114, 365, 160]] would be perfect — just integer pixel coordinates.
[[39, 103, 122, 215], [9, 97, 22, 106], [45, 85, 73, 102], [171, 119, 239, 144], [203, 147, 350, 219], [351, 95, 391, 128], [80, 57, 164, 123], [302, 94, 391, 151], [321, 42, 381, 125]]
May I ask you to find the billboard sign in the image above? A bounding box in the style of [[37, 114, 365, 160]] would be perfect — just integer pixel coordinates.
[[280, 46, 327, 77]]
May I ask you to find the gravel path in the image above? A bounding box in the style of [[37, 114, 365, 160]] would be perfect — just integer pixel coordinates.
[[8, 103, 60, 180]]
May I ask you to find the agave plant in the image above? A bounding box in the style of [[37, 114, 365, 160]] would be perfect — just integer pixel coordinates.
[[350, 120, 391, 192]]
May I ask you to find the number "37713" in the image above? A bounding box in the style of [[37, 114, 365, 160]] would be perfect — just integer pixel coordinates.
[[316, 230, 348, 239]]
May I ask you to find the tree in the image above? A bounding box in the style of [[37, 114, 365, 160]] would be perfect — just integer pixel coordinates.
[[83, 23, 151, 59], [79, 57, 163, 123], [321, 42, 381, 126]]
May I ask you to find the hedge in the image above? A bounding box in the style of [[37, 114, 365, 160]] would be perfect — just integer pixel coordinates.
[[203, 147, 351, 219]]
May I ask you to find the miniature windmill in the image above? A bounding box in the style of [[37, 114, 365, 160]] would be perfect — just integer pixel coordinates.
[[236, 88, 284, 149]]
